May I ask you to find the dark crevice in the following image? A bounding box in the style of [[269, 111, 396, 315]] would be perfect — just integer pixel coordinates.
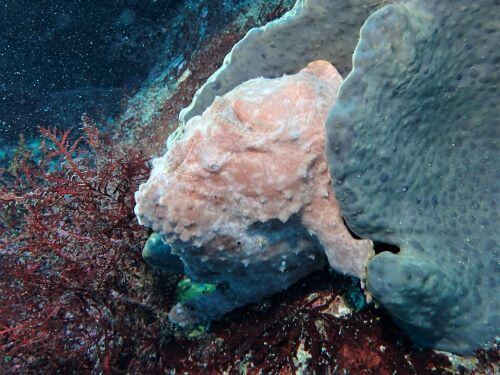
[[342, 217, 361, 239], [342, 217, 401, 254], [373, 242, 400, 254]]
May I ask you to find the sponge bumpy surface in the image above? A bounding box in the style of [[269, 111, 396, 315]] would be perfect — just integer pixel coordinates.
[[177, 0, 387, 129], [136, 61, 373, 324], [326, 0, 499, 354]]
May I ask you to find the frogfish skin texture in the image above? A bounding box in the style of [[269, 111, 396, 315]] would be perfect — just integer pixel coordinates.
[[135, 60, 373, 325]]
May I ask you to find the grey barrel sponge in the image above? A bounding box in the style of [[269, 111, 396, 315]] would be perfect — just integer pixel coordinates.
[[326, 0, 499, 354], [177, 0, 388, 128], [327, 0, 500, 354]]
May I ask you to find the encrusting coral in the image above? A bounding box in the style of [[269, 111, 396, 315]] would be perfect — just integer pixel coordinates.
[[4, 1, 498, 372], [326, 0, 499, 354], [135, 61, 373, 325]]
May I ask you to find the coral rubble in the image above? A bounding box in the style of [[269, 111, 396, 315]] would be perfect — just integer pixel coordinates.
[[135, 61, 373, 325], [161, 270, 494, 374], [327, 0, 499, 354]]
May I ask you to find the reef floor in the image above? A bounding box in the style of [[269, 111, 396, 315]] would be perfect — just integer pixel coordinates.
[[159, 270, 498, 374]]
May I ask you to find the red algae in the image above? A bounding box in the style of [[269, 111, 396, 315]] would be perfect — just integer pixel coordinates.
[[158, 271, 460, 374], [0, 122, 178, 373]]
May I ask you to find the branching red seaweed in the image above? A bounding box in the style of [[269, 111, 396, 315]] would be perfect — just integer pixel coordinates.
[[0, 121, 176, 373]]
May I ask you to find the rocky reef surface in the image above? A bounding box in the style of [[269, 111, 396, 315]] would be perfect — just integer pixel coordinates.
[[1, 0, 498, 373], [0, 0, 294, 144], [159, 270, 498, 374]]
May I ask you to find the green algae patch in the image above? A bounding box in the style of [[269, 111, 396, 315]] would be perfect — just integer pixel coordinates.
[[345, 278, 367, 312], [176, 278, 217, 304], [173, 279, 215, 339]]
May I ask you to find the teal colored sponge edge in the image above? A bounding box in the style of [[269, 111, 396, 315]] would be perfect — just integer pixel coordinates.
[[327, 0, 499, 354]]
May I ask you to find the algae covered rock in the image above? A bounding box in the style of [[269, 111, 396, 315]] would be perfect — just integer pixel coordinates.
[[135, 61, 373, 325], [326, 0, 499, 354]]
